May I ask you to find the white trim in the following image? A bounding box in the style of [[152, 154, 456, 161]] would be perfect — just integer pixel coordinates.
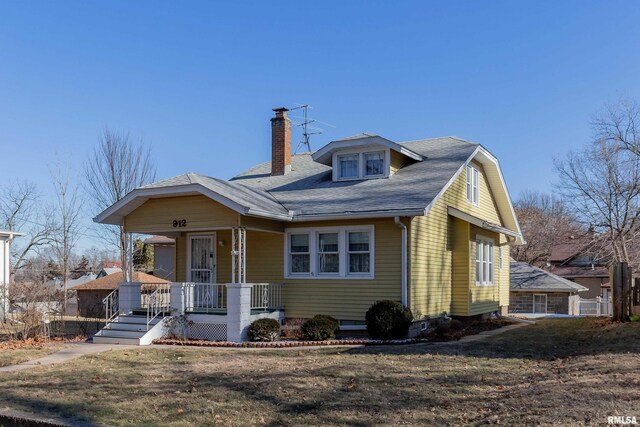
[[187, 232, 217, 284], [447, 207, 521, 240], [394, 217, 408, 307], [332, 147, 391, 182], [475, 236, 494, 286], [292, 209, 426, 222], [284, 225, 375, 280]]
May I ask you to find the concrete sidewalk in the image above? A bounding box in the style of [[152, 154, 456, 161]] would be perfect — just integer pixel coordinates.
[[0, 342, 136, 373]]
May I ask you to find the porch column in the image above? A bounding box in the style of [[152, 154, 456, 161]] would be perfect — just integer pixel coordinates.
[[231, 227, 246, 284], [169, 283, 185, 315], [118, 282, 141, 314], [226, 283, 252, 342]]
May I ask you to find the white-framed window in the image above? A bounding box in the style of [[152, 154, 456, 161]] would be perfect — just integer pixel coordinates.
[[284, 225, 375, 279], [318, 232, 340, 275], [333, 149, 389, 181], [466, 165, 480, 205], [364, 151, 385, 177], [475, 237, 494, 285], [338, 154, 359, 179], [347, 231, 371, 274], [289, 233, 310, 275]]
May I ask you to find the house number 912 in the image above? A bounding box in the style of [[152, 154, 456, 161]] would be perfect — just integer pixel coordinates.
[[172, 219, 187, 228]]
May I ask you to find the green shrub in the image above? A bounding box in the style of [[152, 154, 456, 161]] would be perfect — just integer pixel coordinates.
[[630, 314, 640, 322], [365, 300, 413, 340], [301, 315, 340, 340], [247, 318, 281, 341]]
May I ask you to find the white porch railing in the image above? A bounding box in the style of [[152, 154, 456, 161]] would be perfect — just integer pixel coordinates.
[[103, 288, 119, 322], [183, 283, 227, 313], [251, 283, 283, 310], [145, 283, 171, 330], [579, 296, 612, 316]]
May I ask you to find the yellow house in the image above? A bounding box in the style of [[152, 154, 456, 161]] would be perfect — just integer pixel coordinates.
[[93, 107, 523, 344]]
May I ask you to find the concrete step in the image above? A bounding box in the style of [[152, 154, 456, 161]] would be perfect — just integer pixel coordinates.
[[93, 335, 141, 345], [103, 322, 153, 332], [115, 315, 162, 325], [96, 329, 147, 339]]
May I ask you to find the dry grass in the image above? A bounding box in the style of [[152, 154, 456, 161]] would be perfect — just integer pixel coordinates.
[[0, 341, 66, 367], [0, 318, 639, 426]]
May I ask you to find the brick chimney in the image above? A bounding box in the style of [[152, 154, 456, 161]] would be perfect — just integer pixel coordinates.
[[271, 107, 291, 175]]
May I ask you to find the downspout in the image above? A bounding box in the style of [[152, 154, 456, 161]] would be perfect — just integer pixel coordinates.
[[394, 217, 408, 307]]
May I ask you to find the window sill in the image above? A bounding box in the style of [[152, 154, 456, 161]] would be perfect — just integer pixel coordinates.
[[285, 275, 375, 280]]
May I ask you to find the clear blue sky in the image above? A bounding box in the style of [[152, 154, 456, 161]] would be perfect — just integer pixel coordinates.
[[1, 1, 639, 250]]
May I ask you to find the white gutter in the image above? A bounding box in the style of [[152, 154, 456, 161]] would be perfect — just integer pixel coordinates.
[[293, 208, 426, 222], [394, 216, 408, 307]]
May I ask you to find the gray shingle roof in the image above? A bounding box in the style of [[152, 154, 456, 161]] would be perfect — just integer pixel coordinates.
[[510, 261, 588, 293], [142, 172, 290, 216], [229, 137, 478, 218]]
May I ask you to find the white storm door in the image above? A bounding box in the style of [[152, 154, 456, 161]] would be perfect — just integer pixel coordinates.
[[188, 234, 216, 284]]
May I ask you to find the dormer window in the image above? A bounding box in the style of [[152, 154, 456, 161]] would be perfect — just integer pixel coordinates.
[[335, 151, 388, 181], [312, 134, 423, 182], [338, 154, 359, 179], [364, 151, 385, 177]]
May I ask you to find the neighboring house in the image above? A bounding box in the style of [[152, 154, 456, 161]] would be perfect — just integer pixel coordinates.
[[92, 107, 523, 343], [98, 260, 122, 270], [0, 230, 23, 321], [97, 267, 122, 278], [548, 239, 609, 300], [510, 260, 587, 315], [75, 271, 168, 318], [143, 235, 176, 281]]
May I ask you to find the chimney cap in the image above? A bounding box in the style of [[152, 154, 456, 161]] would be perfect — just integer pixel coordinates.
[[272, 107, 289, 113]]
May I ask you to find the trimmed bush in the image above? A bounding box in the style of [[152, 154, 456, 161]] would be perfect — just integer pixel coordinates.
[[449, 319, 463, 331], [301, 315, 340, 341], [247, 318, 281, 342], [365, 300, 413, 340]]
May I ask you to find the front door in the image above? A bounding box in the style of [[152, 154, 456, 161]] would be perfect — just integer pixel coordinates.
[[533, 294, 547, 313], [188, 234, 216, 284]]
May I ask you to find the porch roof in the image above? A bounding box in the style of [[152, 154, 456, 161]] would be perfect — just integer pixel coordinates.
[[94, 172, 292, 225]]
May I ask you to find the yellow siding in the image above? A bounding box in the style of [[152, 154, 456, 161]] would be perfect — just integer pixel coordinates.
[[450, 217, 470, 316], [124, 195, 240, 233], [499, 236, 510, 308], [172, 218, 402, 321], [411, 161, 510, 317], [468, 225, 500, 315], [282, 218, 402, 320], [241, 216, 285, 233], [390, 150, 409, 175]]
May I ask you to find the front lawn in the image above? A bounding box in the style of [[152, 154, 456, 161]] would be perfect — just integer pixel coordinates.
[[0, 318, 638, 426], [0, 340, 65, 367]]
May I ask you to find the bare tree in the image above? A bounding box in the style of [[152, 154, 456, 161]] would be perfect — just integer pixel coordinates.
[[84, 128, 156, 279], [511, 190, 582, 267], [592, 97, 640, 156], [0, 181, 56, 271], [51, 160, 84, 315], [555, 127, 640, 268]]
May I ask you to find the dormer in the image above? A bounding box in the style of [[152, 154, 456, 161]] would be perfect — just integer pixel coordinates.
[[311, 134, 423, 182]]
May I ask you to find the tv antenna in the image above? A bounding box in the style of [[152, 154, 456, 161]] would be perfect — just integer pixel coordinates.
[[289, 104, 332, 154]]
